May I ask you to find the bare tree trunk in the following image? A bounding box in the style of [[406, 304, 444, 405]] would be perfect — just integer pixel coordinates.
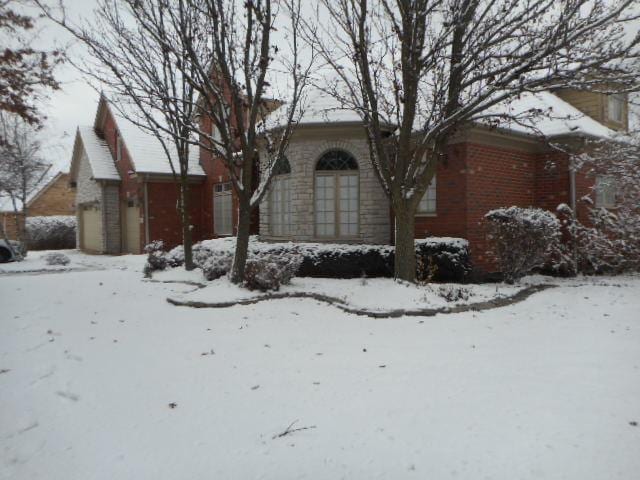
[[394, 207, 416, 282], [230, 198, 252, 284], [179, 177, 194, 271]]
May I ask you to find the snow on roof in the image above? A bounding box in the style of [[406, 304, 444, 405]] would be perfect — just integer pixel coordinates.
[[77, 126, 121, 181], [265, 88, 364, 130], [267, 88, 614, 140], [109, 103, 205, 176], [479, 91, 616, 139]]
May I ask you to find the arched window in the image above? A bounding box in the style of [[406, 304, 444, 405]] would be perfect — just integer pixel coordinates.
[[315, 150, 359, 238], [270, 156, 292, 236]]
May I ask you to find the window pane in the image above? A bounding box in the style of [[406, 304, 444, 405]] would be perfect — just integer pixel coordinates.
[[418, 174, 437, 213], [315, 175, 335, 236], [214, 183, 233, 235], [339, 173, 358, 236]]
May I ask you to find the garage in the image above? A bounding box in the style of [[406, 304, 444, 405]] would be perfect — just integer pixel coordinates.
[[124, 205, 140, 254], [81, 205, 102, 252]]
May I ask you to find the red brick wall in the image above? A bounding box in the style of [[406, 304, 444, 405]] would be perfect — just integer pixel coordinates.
[[198, 114, 259, 238], [146, 182, 206, 249], [415, 143, 469, 240], [464, 143, 536, 271], [414, 141, 544, 273]]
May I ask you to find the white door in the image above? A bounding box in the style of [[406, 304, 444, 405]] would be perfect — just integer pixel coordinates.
[[81, 206, 102, 252]]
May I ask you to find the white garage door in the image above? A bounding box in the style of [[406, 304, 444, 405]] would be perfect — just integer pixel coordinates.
[[81, 206, 102, 252], [125, 206, 140, 254]]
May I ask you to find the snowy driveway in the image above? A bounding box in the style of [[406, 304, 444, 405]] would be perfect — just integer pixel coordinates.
[[1, 264, 639, 479]]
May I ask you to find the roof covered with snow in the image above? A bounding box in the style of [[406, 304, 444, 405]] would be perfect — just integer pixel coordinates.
[[482, 91, 617, 139], [77, 126, 121, 181], [105, 100, 205, 176], [267, 88, 615, 140], [265, 89, 365, 130]]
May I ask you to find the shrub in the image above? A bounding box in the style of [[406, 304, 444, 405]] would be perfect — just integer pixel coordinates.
[[142, 236, 471, 283], [26, 216, 76, 250], [200, 252, 233, 281], [243, 253, 303, 291], [143, 240, 167, 278], [485, 206, 562, 283], [437, 285, 473, 302], [43, 251, 70, 266]]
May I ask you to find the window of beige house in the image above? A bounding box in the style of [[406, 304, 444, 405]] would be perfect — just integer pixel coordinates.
[[314, 150, 359, 238], [270, 156, 292, 236], [595, 175, 616, 208], [607, 93, 625, 123], [213, 182, 233, 235], [416, 174, 437, 214]]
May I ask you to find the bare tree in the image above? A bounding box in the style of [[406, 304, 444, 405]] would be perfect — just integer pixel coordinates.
[[308, 0, 640, 281], [0, 112, 51, 256], [562, 120, 640, 273], [177, 0, 313, 283], [36, 0, 212, 270]]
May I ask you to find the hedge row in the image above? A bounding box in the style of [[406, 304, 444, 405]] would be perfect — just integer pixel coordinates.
[[150, 236, 471, 282]]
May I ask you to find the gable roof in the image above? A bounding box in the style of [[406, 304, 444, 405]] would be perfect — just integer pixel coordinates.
[[95, 96, 205, 176], [70, 126, 121, 182], [482, 91, 616, 139]]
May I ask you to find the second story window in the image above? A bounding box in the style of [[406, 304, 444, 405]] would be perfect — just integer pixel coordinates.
[[595, 175, 617, 208], [607, 93, 625, 124], [116, 132, 123, 162], [417, 174, 437, 215]]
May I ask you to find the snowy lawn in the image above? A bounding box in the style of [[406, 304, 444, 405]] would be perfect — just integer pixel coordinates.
[[1, 261, 639, 479], [0, 249, 146, 274]]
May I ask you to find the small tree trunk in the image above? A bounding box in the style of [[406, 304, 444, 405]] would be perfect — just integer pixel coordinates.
[[394, 208, 416, 282], [230, 198, 252, 284], [179, 178, 194, 271]]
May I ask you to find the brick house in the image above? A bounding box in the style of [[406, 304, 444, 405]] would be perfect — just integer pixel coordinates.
[[72, 89, 626, 273], [0, 172, 76, 240]]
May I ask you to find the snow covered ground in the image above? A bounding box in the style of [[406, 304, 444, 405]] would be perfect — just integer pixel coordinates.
[[1, 255, 639, 479]]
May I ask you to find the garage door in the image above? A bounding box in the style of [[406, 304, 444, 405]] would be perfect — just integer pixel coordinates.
[[81, 206, 102, 252], [124, 206, 140, 254]]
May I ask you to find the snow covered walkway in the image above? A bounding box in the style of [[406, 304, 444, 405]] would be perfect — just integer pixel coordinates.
[[1, 262, 639, 479]]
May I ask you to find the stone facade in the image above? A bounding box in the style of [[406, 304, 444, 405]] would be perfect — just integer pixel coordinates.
[[103, 184, 121, 254], [259, 127, 390, 244]]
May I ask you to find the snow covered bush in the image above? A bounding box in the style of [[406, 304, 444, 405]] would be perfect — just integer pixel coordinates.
[[26, 216, 76, 250], [143, 240, 168, 277], [243, 253, 303, 292], [142, 236, 470, 283], [43, 251, 70, 266], [562, 134, 640, 274], [200, 252, 233, 281], [485, 207, 562, 283]]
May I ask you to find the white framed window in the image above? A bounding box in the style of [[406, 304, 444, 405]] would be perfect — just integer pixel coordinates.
[[607, 93, 625, 123], [314, 150, 359, 238], [595, 175, 616, 208], [417, 174, 437, 214], [270, 157, 292, 236], [116, 132, 123, 162], [213, 182, 233, 235]]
